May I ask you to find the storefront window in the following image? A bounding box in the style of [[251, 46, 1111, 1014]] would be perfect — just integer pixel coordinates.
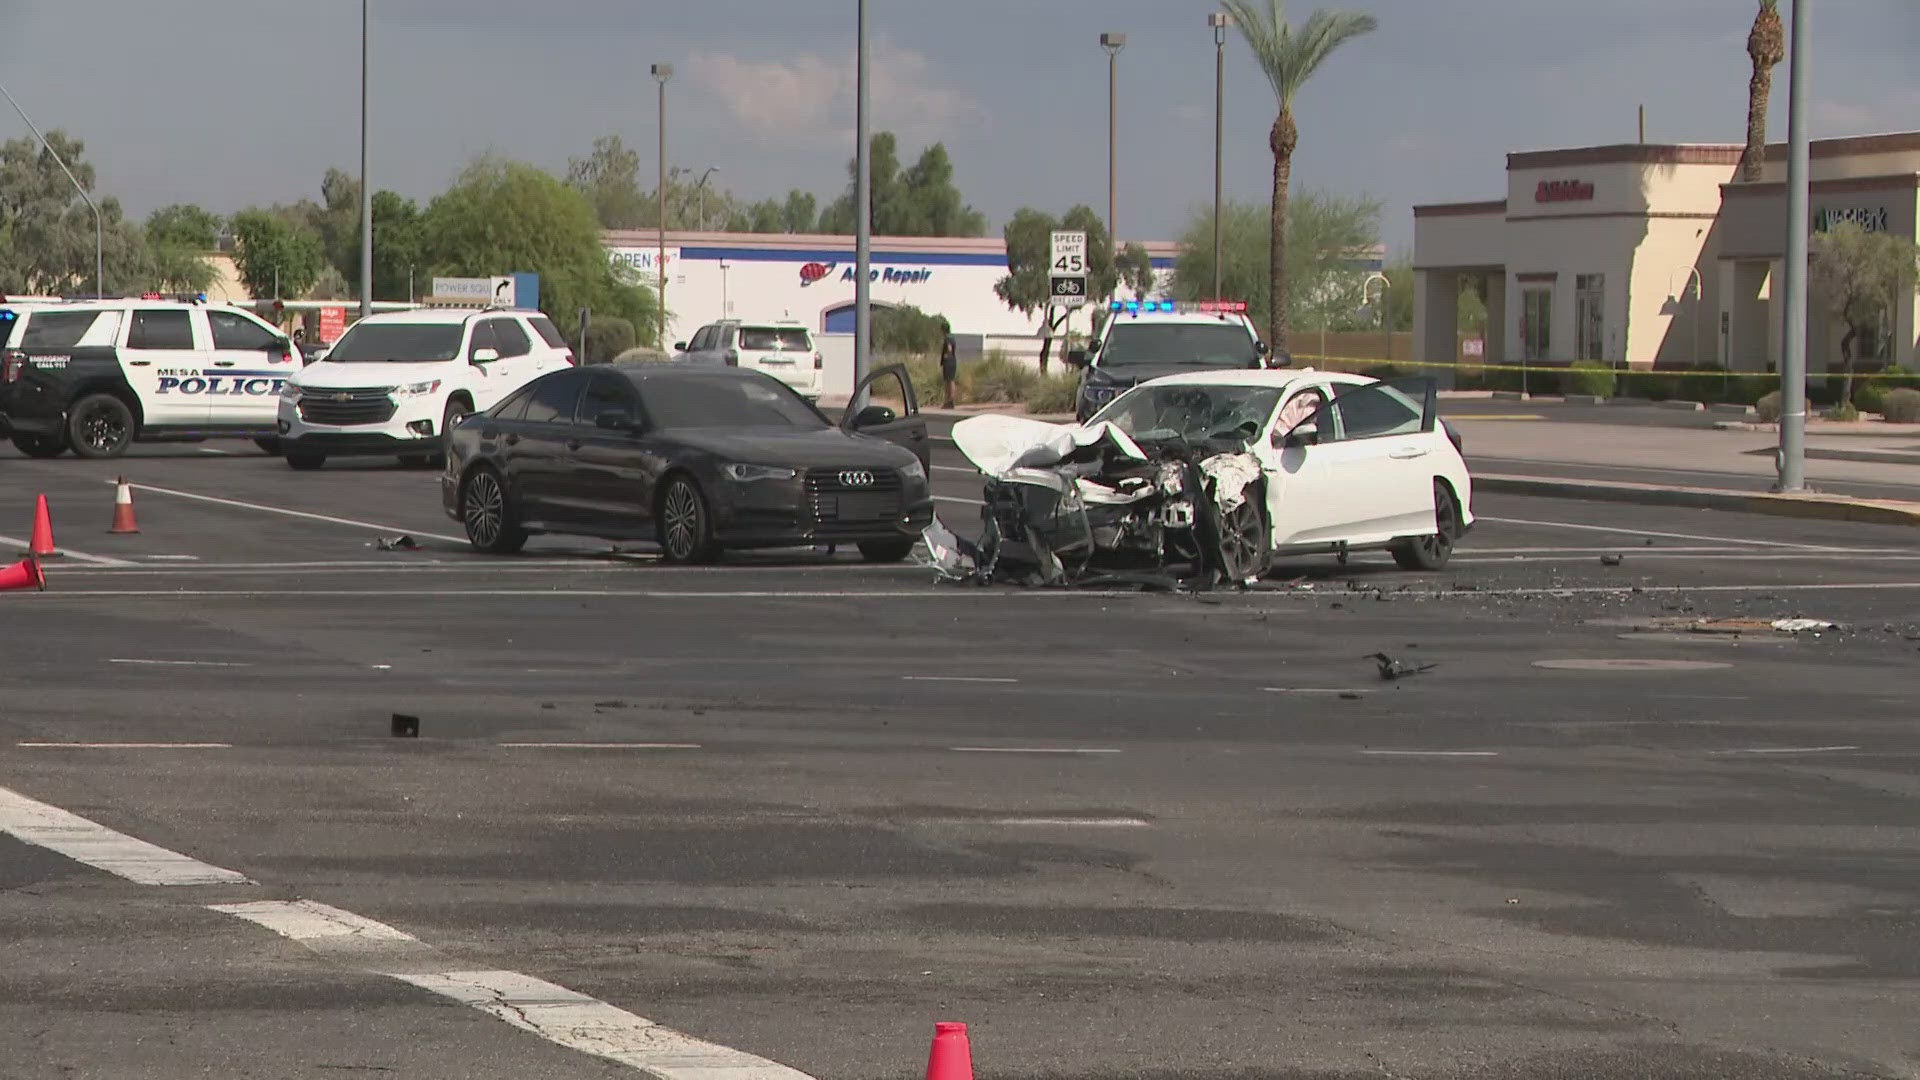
[[1575, 274, 1605, 362], [1522, 289, 1552, 361]]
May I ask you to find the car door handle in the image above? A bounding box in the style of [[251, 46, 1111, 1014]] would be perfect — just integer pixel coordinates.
[[1389, 447, 1429, 460], [213, 361, 237, 367], [128, 360, 152, 367], [565, 440, 582, 451]]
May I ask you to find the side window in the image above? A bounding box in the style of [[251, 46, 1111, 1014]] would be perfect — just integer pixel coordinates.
[[126, 309, 196, 351], [18, 310, 104, 350], [520, 371, 587, 424], [490, 384, 538, 421], [491, 318, 532, 358], [689, 326, 715, 352], [1274, 387, 1326, 433], [1325, 381, 1430, 442], [577, 375, 639, 424], [528, 315, 568, 349], [208, 309, 279, 351], [466, 320, 497, 360]]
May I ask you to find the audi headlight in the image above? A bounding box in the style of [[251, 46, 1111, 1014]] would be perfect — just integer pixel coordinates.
[[900, 458, 926, 482], [721, 463, 798, 482], [393, 379, 441, 399], [280, 383, 304, 402]]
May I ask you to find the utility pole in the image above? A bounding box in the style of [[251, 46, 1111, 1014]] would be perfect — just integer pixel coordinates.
[[1, 82, 102, 298], [1210, 13, 1231, 301], [1100, 32, 1126, 243], [359, 0, 372, 318], [652, 63, 673, 350], [854, 0, 873, 408], [1777, 0, 1809, 492]]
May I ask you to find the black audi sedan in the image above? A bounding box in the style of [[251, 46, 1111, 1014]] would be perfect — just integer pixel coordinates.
[[441, 362, 934, 563]]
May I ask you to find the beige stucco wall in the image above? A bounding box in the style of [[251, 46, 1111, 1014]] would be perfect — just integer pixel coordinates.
[[1411, 208, 1506, 269], [199, 254, 250, 304]]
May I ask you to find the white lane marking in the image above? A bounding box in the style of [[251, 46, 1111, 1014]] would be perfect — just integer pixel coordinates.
[[1264, 687, 1370, 694], [903, 675, 1019, 683], [1454, 553, 1920, 565], [986, 817, 1150, 827], [1478, 516, 1837, 551], [391, 969, 816, 1080], [933, 465, 979, 474], [212, 899, 418, 943], [142, 554, 200, 561], [109, 658, 251, 667], [18, 742, 232, 749], [497, 742, 701, 750], [110, 481, 466, 545], [53, 560, 928, 575], [1710, 745, 1861, 755], [0, 532, 136, 567], [0, 784, 253, 886], [951, 746, 1121, 754], [934, 495, 985, 506], [198, 447, 229, 455], [1360, 750, 1501, 758]]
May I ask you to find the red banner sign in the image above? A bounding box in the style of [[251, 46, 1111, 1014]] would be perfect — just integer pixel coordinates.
[[1535, 179, 1595, 203]]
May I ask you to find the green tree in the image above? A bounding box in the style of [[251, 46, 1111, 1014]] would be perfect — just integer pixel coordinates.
[[420, 156, 660, 346], [567, 136, 649, 230], [1810, 221, 1920, 404], [1168, 191, 1380, 336], [783, 189, 817, 234], [1220, 0, 1378, 350], [0, 130, 173, 296], [369, 190, 424, 301], [818, 133, 984, 237], [145, 204, 222, 249], [230, 207, 325, 298], [1738, 0, 1785, 183], [1117, 242, 1154, 300], [994, 205, 1117, 368], [874, 304, 949, 355]]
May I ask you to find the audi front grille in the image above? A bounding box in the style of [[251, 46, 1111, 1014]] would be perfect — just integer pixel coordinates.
[[298, 387, 399, 426], [804, 466, 903, 526]]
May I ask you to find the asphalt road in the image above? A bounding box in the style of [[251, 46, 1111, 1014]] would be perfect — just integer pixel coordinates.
[[3, 436, 1919, 1080]]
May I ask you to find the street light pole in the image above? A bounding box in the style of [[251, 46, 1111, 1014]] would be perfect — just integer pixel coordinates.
[[359, 0, 372, 318], [695, 166, 717, 231], [0, 82, 103, 298], [1776, 0, 1810, 492], [1209, 14, 1231, 302], [1100, 32, 1126, 243], [854, 0, 873, 408], [652, 63, 673, 350]]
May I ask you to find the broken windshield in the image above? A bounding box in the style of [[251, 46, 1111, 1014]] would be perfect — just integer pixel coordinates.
[[1089, 384, 1281, 446]]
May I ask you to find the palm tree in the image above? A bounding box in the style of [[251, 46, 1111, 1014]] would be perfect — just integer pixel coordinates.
[[1737, 0, 1785, 182], [1219, 0, 1376, 352]]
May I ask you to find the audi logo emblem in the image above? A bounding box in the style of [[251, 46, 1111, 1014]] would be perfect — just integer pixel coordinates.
[[838, 470, 876, 487], [331, 393, 353, 403]]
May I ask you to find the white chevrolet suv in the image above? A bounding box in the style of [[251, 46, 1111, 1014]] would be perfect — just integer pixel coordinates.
[[278, 307, 574, 469]]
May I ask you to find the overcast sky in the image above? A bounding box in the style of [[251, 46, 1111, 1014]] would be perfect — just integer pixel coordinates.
[[1, 0, 1915, 252]]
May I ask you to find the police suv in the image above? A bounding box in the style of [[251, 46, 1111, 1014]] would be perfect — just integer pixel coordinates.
[[0, 298, 298, 458], [278, 306, 575, 469], [1066, 300, 1276, 422]]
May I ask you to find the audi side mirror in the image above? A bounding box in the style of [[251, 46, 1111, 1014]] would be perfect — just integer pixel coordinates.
[[851, 404, 896, 429], [471, 347, 500, 364]]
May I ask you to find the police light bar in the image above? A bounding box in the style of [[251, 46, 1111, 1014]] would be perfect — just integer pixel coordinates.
[[1108, 299, 1248, 315]]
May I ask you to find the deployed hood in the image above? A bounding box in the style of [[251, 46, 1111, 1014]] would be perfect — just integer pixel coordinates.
[[294, 360, 463, 389], [951, 414, 1147, 478], [662, 426, 916, 468]]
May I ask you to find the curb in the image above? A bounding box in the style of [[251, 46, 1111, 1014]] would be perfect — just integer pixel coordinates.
[[1710, 402, 1757, 416], [1563, 394, 1606, 406], [1476, 473, 1920, 527], [1658, 400, 1705, 411]]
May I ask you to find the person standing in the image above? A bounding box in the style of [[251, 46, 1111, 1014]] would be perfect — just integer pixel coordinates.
[[939, 319, 958, 409]]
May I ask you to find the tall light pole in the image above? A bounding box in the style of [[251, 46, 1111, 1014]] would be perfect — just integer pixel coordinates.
[[651, 63, 673, 349], [1776, 0, 1810, 492], [1, 82, 102, 298], [359, 0, 372, 318], [1100, 32, 1126, 243], [695, 166, 718, 231], [1209, 13, 1231, 301], [854, 0, 873, 407]]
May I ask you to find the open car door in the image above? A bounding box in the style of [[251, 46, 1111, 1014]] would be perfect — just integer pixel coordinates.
[[1267, 376, 1441, 548], [842, 363, 931, 470]]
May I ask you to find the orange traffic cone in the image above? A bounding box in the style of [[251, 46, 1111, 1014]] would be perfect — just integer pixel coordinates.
[[0, 555, 45, 592], [109, 477, 139, 534], [924, 1022, 974, 1080], [27, 494, 58, 558]]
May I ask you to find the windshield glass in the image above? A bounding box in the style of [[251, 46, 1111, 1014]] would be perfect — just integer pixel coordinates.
[[639, 374, 830, 430], [1099, 323, 1260, 369], [738, 327, 812, 351], [325, 323, 464, 362], [1090, 384, 1281, 445]]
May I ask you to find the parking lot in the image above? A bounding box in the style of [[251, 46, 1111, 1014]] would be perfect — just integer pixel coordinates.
[[5, 431, 1920, 1080]]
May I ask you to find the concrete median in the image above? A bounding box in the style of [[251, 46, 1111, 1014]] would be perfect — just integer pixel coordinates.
[[1476, 472, 1920, 527]]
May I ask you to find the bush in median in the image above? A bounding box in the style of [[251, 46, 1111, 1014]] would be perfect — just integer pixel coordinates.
[[1880, 388, 1920, 423], [1564, 367, 1616, 398], [1755, 390, 1783, 422]]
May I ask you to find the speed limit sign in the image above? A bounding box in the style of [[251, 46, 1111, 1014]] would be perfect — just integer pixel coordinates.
[[1049, 230, 1087, 307]]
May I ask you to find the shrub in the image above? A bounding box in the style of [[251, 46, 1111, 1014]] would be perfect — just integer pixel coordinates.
[[1687, 363, 1730, 404], [959, 350, 1039, 404], [1023, 372, 1082, 415], [1854, 383, 1887, 416], [1822, 401, 1859, 422], [1620, 371, 1677, 401], [1564, 367, 1616, 397], [873, 304, 948, 355], [1879, 388, 1920, 423], [1755, 390, 1782, 422], [1727, 374, 1774, 406], [889, 353, 946, 407], [1878, 364, 1920, 391], [582, 317, 635, 364]]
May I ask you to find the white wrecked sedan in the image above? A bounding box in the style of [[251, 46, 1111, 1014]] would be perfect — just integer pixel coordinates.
[[936, 370, 1473, 586]]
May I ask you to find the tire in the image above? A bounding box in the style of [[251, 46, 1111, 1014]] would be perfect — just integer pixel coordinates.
[[1214, 497, 1272, 583], [657, 476, 720, 564], [857, 537, 917, 563], [436, 398, 471, 467], [1391, 480, 1459, 571], [285, 450, 328, 470], [460, 467, 527, 554], [66, 394, 135, 459], [11, 433, 66, 458], [253, 437, 281, 455]]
